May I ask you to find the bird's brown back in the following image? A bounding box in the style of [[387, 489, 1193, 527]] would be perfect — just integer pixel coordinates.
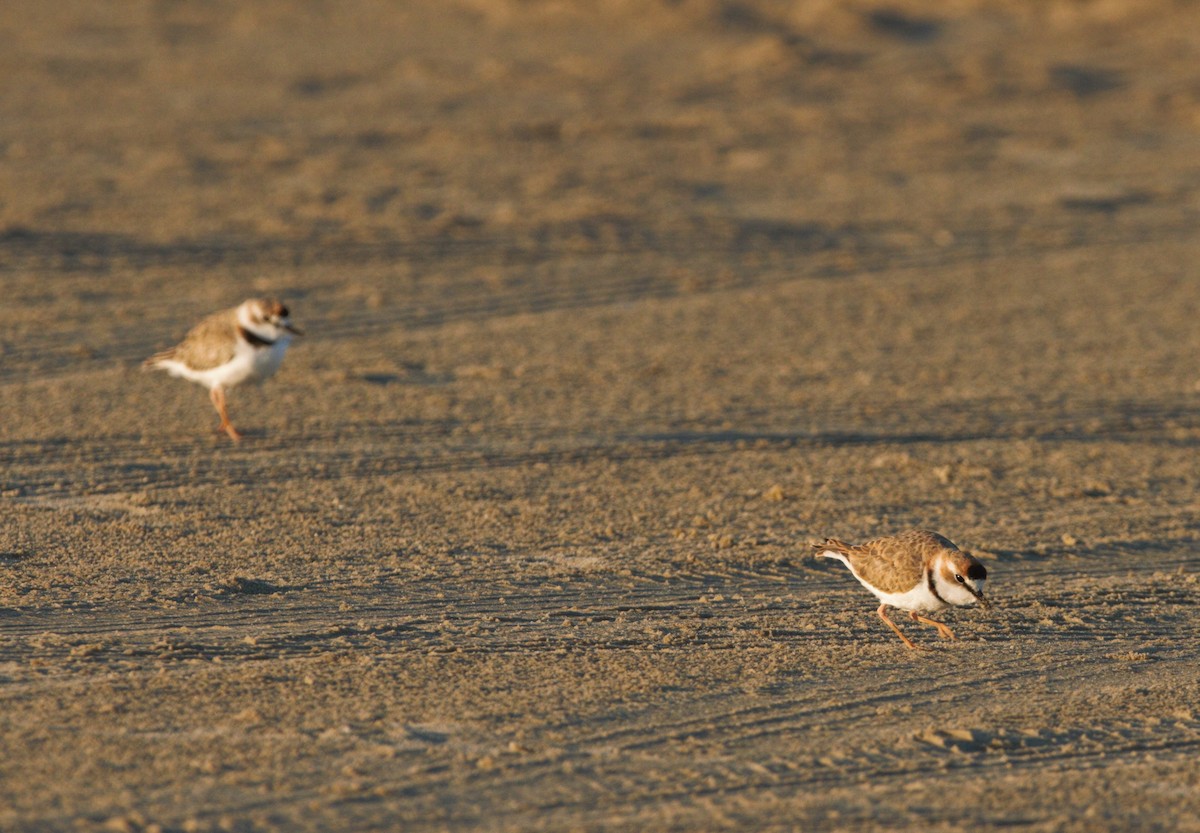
[[145, 306, 239, 371], [817, 529, 957, 594]]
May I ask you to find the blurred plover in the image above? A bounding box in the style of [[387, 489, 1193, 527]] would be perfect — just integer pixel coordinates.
[[144, 297, 302, 441], [814, 529, 990, 649]]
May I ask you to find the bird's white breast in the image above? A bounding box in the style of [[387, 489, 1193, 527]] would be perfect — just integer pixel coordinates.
[[158, 337, 290, 391], [867, 577, 948, 614], [244, 337, 289, 384]]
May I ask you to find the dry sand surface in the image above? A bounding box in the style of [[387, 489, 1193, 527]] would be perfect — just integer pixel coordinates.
[[3, 1, 1200, 830]]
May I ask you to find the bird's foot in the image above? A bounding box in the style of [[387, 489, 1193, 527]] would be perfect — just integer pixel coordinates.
[[910, 611, 956, 640]]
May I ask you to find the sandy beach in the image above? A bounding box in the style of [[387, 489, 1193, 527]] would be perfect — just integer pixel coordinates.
[[2, 1, 1200, 830]]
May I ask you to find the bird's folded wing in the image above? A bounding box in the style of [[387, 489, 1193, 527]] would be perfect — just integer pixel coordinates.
[[155, 309, 239, 370]]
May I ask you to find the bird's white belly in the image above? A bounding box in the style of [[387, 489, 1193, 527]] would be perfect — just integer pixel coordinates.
[[246, 339, 288, 383], [159, 340, 288, 391], [868, 579, 948, 614]]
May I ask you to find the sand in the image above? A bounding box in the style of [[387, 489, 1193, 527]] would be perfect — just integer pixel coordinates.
[[2, 1, 1200, 830]]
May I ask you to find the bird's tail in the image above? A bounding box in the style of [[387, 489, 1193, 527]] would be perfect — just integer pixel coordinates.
[[813, 538, 853, 560], [142, 349, 174, 370]]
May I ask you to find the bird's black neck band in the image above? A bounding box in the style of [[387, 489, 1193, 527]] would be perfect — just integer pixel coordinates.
[[927, 570, 946, 605], [239, 326, 276, 347]]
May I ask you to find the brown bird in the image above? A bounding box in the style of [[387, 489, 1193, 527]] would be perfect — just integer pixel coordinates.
[[143, 298, 302, 441], [814, 529, 990, 649]]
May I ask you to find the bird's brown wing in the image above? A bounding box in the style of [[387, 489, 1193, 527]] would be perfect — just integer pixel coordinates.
[[145, 307, 238, 371], [841, 533, 934, 594]]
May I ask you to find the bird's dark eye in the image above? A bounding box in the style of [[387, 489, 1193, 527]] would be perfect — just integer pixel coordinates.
[[955, 574, 965, 583], [279, 306, 289, 317]]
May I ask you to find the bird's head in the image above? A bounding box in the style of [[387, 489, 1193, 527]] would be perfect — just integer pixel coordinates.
[[241, 297, 303, 339], [936, 550, 990, 609]]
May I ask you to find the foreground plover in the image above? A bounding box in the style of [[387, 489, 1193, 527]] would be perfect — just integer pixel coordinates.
[[143, 298, 302, 441], [814, 529, 990, 649]]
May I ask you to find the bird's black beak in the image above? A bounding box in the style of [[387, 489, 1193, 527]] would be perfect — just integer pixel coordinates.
[[283, 321, 304, 336], [974, 588, 992, 609]]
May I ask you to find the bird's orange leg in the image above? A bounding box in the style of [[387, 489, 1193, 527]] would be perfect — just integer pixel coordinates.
[[209, 387, 242, 442], [878, 604, 920, 649], [910, 610, 956, 640]]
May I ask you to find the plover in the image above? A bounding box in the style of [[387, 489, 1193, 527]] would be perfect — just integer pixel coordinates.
[[814, 529, 990, 649], [143, 297, 302, 441]]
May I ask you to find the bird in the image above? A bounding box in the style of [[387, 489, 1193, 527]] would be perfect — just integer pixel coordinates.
[[813, 529, 990, 649], [143, 297, 303, 441]]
